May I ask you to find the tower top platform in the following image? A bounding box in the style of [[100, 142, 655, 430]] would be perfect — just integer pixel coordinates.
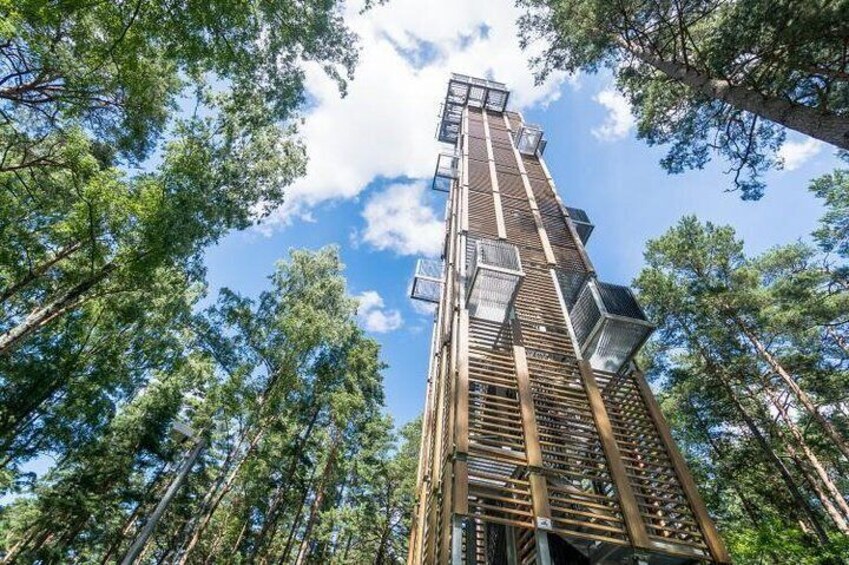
[[436, 73, 510, 143]]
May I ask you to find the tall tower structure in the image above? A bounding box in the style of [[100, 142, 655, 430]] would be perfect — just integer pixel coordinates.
[[408, 75, 729, 565]]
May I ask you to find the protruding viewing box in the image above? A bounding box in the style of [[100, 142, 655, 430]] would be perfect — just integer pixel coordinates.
[[514, 123, 544, 155], [466, 238, 524, 322], [561, 275, 654, 373], [433, 151, 460, 192], [411, 259, 443, 303], [566, 207, 594, 244]]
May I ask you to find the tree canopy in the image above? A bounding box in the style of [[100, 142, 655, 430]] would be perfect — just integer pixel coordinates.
[[518, 0, 849, 199], [634, 168, 849, 563]]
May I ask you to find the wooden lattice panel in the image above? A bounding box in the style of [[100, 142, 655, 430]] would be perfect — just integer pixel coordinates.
[[467, 455, 534, 530], [467, 191, 499, 239], [598, 371, 711, 558], [467, 318, 526, 462]]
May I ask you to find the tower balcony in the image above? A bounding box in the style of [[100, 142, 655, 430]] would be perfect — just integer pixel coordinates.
[[466, 238, 524, 322], [513, 123, 545, 156], [559, 274, 654, 373], [565, 207, 594, 244], [411, 259, 443, 303], [432, 150, 460, 192], [437, 74, 510, 144]]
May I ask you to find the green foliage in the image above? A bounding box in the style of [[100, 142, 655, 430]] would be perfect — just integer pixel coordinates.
[[0, 3, 417, 563], [634, 172, 849, 563], [518, 0, 849, 198], [0, 247, 418, 564]]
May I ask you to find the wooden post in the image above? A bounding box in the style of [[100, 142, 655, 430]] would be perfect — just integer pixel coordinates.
[[578, 360, 651, 550]]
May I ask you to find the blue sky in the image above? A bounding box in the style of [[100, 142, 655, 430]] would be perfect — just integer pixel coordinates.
[[203, 0, 842, 429]]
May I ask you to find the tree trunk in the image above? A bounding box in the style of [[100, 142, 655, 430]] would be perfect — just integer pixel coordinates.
[[100, 459, 172, 564], [756, 382, 849, 531], [176, 427, 268, 565], [276, 467, 318, 565], [735, 320, 849, 463], [294, 434, 341, 565], [685, 399, 762, 528], [626, 42, 849, 149], [253, 407, 322, 560], [0, 241, 82, 304], [0, 262, 115, 355], [825, 326, 849, 358], [787, 445, 849, 534], [706, 361, 831, 544]]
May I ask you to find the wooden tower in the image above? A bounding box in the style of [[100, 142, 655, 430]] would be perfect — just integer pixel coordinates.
[[408, 75, 730, 565]]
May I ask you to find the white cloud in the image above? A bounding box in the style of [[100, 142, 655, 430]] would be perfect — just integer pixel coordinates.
[[356, 290, 403, 333], [592, 88, 635, 141], [257, 0, 574, 229], [779, 138, 823, 171], [360, 181, 444, 256]]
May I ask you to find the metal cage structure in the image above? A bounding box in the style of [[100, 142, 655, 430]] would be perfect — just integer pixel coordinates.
[[433, 150, 460, 192], [566, 207, 594, 245], [411, 259, 444, 303], [514, 123, 545, 156], [408, 74, 730, 565], [466, 238, 524, 322], [437, 74, 510, 143], [568, 278, 654, 373]]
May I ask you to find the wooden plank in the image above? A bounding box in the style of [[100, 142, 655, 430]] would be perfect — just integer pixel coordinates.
[[632, 369, 731, 564], [529, 473, 552, 520], [482, 110, 508, 239], [578, 360, 651, 551], [453, 458, 468, 516], [535, 156, 595, 274], [461, 108, 469, 234], [501, 113, 557, 266], [511, 332, 543, 468]]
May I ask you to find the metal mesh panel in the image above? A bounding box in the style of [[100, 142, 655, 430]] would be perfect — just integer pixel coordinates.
[[513, 124, 543, 155], [567, 278, 654, 373], [588, 318, 652, 373], [597, 282, 646, 321], [467, 239, 524, 322], [570, 282, 601, 346], [411, 259, 443, 303], [438, 74, 510, 143], [478, 239, 522, 272], [566, 207, 594, 244], [433, 151, 459, 192]]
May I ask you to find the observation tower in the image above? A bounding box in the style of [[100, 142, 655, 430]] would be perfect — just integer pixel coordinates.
[[408, 74, 729, 565]]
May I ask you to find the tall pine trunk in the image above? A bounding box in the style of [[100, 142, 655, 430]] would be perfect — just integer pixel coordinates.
[[293, 432, 341, 565], [734, 320, 849, 463], [0, 241, 82, 304], [176, 428, 267, 565], [0, 262, 115, 355], [699, 351, 831, 544], [626, 42, 849, 149]]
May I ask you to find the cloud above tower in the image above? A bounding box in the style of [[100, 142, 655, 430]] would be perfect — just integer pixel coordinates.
[[258, 0, 573, 231]]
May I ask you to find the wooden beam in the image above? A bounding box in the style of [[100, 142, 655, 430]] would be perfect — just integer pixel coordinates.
[[501, 113, 557, 265], [454, 310, 470, 454], [511, 321, 543, 469], [578, 360, 651, 550]]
